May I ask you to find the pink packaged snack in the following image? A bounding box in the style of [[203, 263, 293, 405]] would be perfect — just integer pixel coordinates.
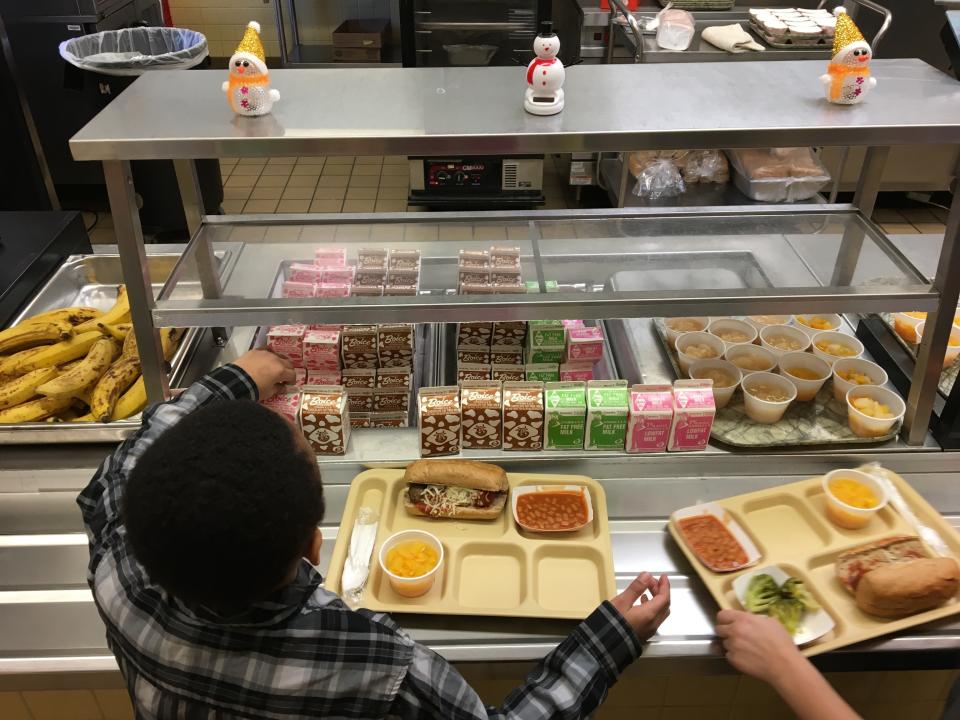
[[260, 389, 301, 424], [566, 327, 604, 362], [282, 281, 315, 298], [303, 329, 341, 370], [560, 361, 594, 381], [314, 247, 347, 267], [289, 263, 324, 284], [562, 319, 585, 329], [307, 369, 341, 385], [267, 325, 306, 365], [668, 380, 715, 452], [316, 282, 351, 298], [626, 384, 674, 453], [321, 266, 356, 285], [292, 368, 306, 387]]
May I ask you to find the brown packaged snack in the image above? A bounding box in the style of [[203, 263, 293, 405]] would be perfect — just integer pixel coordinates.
[[350, 413, 372, 429], [490, 345, 523, 365], [389, 249, 421, 270], [458, 270, 490, 286], [341, 368, 376, 389], [352, 284, 384, 297], [492, 321, 527, 346], [342, 325, 378, 355], [376, 367, 412, 390], [358, 247, 387, 269], [378, 323, 415, 351], [492, 364, 526, 382], [502, 381, 544, 451], [457, 347, 490, 365], [457, 363, 492, 382], [457, 322, 493, 347], [371, 411, 408, 428], [460, 380, 503, 449], [374, 389, 410, 412], [491, 270, 522, 285], [378, 347, 414, 367], [458, 249, 490, 269], [493, 282, 525, 295], [384, 282, 418, 296], [342, 352, 378, 369], [418, 386, 461, 457], [346, 388, 374, 413], [459, 282, 494, 295], [300, 385, 351, 455], [355, 270, 387, 286]]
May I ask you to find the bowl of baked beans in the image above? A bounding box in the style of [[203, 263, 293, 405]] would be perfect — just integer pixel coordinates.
[[513, 485, 593, 533]]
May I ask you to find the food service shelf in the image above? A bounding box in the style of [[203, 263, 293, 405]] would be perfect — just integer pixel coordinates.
[[152, 210, 935, 328]]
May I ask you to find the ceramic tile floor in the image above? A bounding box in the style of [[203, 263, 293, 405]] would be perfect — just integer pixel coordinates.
[[873, 207, 948, 236]]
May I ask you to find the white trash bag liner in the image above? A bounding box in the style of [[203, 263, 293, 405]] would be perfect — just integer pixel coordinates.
[[59, 27, 208, 76]]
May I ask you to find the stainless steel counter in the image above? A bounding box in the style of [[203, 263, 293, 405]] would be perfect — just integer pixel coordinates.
[[69, 60, 960, 161]]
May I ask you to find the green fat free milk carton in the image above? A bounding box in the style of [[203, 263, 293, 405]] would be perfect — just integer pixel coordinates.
[[544, 381, 586, 450], [527, 320, 565, 348], [585, 380, 629, 450]]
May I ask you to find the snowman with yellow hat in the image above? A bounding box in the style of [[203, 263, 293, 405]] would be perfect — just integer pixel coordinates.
[[222, 21, 280, 116], [819, 8, 876, 105]]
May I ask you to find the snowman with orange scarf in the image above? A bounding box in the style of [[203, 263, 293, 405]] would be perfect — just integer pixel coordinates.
[[820, 8, 876, 105], [222, 21, 280, 117]]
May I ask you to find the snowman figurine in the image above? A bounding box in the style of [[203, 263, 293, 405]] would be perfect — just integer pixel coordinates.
[[819, 8, 876, 105], [222, 21, 280, 117], [524, 23, 565, 116]]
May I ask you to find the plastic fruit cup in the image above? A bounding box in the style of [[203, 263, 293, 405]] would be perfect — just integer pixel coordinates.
[[664, 316, 710, 349], [893, 312, 927, 344], [708, 318, 758, 350], [846, 385, 906, 439], [795, 313, 842, 337], [831, 357, 888, 403], [724, 344, 777, 374], [821, 468, 889, 530], [676, 331, 726, 376], [689, 358, 742, 409], [378, 529, 444, 598], [811, 331, 864, 366], [742, 371, 797, 424], [915, 321, 960, 370], [746, 315, 793, 334], [759, 324, 811, 357], [777, 351, 831, 402]]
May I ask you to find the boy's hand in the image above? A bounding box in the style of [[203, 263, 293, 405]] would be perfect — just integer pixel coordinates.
[[715, 609, 802, 686], [609, 572, 671, 642], [232, 350, 296, 400]]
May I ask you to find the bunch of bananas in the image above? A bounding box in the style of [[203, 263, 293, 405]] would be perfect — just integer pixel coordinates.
[[0, 286, 185, 424]]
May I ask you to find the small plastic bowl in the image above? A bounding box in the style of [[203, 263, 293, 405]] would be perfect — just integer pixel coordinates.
[[759, 324, 811, 357], [811, 331, 864, 366], [822, 468, 889, 530], [708, 318, 758, 349], [378, 529, 444, 599], [832, 358, 888, 403], [746, 315, 794, 335], [893, 312, 927, 344], [796, 313, 842, 337], [742, 371, 797, 424], [778, 351, 831, 402], [915, 321, 960, 370], [689, 358, 742, 409], [676, 331, 725, 376], [664, 316, 710, 349], [724, 344, 777, 374], [846, 385, 906, 438]]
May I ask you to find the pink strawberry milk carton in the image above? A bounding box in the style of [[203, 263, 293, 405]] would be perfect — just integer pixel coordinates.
[[626, 384, 674, 453], [281, 280, 315, 298], [303, 329, 341, 370], [267, 325, 306, 366], [566, 326, 604, 362], [288, 263, 323, 284], [316, 282, 351, 298], [260, 389, 302, 424], [668, 380, 715, 452], [560, 361, 594, 381], [314, 246, 347, 267]]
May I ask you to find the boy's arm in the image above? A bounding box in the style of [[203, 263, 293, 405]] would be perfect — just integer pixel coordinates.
[[77, 351, 293, 573]]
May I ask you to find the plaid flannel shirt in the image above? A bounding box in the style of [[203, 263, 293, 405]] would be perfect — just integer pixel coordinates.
[[78, 364, 643, 719]]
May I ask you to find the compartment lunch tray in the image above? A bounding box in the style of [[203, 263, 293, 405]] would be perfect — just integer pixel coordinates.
[[668, 470, 960, 657], [879, 313, 957, 398], [652, 319, 900, 448], [325, 469, 616, 620]]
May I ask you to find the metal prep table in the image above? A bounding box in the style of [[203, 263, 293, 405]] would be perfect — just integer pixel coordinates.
[[4, 59, 960, 684]]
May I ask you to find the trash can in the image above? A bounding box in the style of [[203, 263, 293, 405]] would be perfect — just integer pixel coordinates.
[[60, 28, 223, 238]]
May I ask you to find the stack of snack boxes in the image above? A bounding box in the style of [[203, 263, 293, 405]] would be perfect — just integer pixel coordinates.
[[281, 246, 422, 300], [455, 321, 527, 382], [457, 246, 524, 294]]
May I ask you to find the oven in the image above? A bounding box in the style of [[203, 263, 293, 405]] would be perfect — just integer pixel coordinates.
[[408, 156, 544, 208]]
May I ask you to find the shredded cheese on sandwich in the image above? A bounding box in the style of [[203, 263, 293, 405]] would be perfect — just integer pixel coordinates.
[[416, 485, 485, 517]]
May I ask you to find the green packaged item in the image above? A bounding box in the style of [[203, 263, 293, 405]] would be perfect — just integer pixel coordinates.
[[527, 320, 565, 348], [544, 381, 586, 450], [526, 346, 564, 364], [525, 363, 560, 382], [585, 380, 629, 450]]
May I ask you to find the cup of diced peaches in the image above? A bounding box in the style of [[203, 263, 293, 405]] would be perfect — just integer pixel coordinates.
[[915, 322, 960, 370], [832, 358, 888, 403], [811, 331, 864, 366], [795, 314, 842, 337], [845, 386, 905, 438]]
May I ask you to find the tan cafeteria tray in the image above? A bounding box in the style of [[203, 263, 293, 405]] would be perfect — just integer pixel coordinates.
[[325, 469, 617, 620], [668, 470, 960, 657]]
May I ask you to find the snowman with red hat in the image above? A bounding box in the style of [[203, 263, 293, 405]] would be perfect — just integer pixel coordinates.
[[524, 22, 565, 116]]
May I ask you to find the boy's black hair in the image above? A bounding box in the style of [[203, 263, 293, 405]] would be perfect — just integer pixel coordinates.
[[123, 400, 324, 614]]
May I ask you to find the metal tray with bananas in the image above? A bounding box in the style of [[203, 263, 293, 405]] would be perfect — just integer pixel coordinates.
[[0, 251, 234, 444]]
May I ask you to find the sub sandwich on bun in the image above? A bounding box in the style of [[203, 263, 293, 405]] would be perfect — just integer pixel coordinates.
[[835, 536, 960, 618], [403, 460, 508, 520]]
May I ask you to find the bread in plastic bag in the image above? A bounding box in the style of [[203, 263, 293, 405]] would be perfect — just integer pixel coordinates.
[[726, 147, 830, 202], [656, 9, 696, 51], [633, 158, 686, 199]]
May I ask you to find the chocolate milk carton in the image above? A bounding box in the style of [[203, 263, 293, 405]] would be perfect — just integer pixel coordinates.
[[502, 381, 544, 451], [418, 386, 461, 457], [585, 380, 629, 451], [299, 386, 351, 456], [668, 380, 715, 452], [626, 384, 674, 454], [460, 380, 503, 449], [544, 382, 586, 450]]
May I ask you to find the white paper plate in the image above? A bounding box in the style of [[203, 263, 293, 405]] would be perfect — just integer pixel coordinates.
[[671, 502, 761, 573], [512, 485, 594, 533], [732, 565, 836, 646]]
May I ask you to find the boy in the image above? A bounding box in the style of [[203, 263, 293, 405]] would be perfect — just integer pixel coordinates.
[[80, 349, 671, 719]]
